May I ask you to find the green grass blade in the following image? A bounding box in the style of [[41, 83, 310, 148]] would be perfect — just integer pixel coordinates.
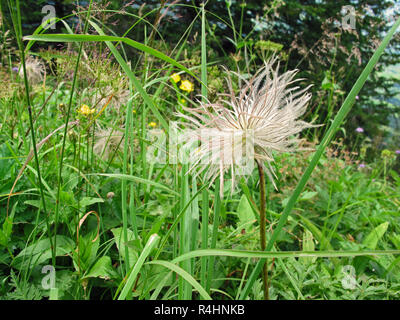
[[121, 89, 135, 275], [154, 185, 207, 260], [149, 271, 172, 300], [206, 179, 221, 293], [88, 20, 169, 132], [178, 164, 191, 299], [200, 2, 209, 297], [117, 234, 160, 300], [95, 173, 179, 196], [23, 33, 199, 83], [172, 248, 400, 263], [147, 260, 212, 300]]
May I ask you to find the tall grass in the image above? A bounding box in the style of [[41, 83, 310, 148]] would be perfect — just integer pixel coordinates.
[[7, 0, 52, 264]]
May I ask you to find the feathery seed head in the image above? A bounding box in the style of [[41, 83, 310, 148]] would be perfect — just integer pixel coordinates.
[[176, 57, 315, 196], [93, 127, 124, 160], [19, 56, 45, 85]]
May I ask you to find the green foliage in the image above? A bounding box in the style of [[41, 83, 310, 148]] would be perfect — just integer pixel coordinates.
[[0, 0, 399, 301]]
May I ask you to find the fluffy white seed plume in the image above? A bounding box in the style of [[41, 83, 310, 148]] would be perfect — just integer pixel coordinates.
[[176, 57, 315, 196], [19, 56, 45, 85]]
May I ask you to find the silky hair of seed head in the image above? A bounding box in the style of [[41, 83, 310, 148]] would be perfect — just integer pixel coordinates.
[[176, 57, 318, 196]]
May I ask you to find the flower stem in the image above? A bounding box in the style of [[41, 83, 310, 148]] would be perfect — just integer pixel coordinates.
[[256, 160, 269, 300]]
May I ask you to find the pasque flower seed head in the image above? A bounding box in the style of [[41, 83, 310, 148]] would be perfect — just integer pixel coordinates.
[[177, 57, 316, 195]]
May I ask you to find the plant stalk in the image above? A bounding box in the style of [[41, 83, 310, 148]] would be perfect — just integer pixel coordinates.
[[8, 0, 54, 263], [256, 160, 269, 300]]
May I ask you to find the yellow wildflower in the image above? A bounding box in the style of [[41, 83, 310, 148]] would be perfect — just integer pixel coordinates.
[[78, 104, 95, 116], [148, 122, 157, 128], [179, 80, 194, 93], [170, 73, 181, 83]]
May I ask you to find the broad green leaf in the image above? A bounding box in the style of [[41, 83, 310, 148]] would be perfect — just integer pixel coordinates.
[[297, 214, 334, 250], [12, 236, 74, 270], [363, 222, 389, 250], [135, 265, 171, 299], [79, 197, 104, 208], [354, 222, 390, 275], [390, 234, 400, 249], [146, 211, 170, 243], [83, 256, 117, 280], [236, 194, 256, 232], [0, 230, 8, 247], [300, 191, 318, 201]]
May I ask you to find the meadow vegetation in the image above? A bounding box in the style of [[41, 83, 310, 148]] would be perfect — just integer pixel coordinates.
[[0, 0, 400, 300]]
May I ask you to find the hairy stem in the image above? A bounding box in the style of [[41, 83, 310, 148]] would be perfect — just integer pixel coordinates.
[[256, 160, 269, 300]]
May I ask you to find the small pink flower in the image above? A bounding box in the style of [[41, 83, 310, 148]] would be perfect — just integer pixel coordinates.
[[355, 127, 364, 133], [356, 95, 359, 100], [395, 150, 400, 155], [358, 163, 366, 168]]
